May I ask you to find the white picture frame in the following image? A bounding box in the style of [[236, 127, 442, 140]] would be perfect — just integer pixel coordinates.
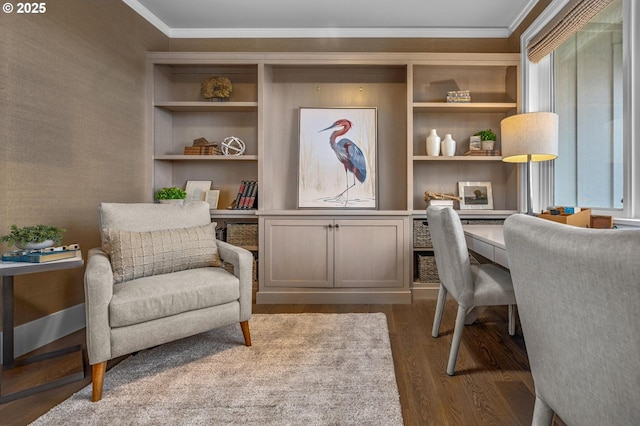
[[458, 181, 494, 210], [185, 181, 211, 203], [204, 189, 220, 209]]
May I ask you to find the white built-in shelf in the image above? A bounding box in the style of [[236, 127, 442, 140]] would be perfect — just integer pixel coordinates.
[[413, 155, 503, 161], [410, 209, 518, 217], [155, 155, 258, 161], [210, 209, 258, 219], [413, 102, 517, 113], [155, 101, 258, 112]]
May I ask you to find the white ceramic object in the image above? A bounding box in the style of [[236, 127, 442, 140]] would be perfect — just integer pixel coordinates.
[[19, 240, 55, 250], [441, 134, 456, 157], [426, 129, 441, 156], [158, 199, 184, 205]]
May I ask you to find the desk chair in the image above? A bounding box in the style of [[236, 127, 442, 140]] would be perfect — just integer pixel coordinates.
[[427, 206, 516, 376], [504, 214, 640, 425]]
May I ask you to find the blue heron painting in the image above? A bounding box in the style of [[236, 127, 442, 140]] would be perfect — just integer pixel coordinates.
[[298, 108, 377, 208]]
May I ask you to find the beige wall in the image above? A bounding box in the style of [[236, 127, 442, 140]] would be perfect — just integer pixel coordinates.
[[0, 0, 168, 326]]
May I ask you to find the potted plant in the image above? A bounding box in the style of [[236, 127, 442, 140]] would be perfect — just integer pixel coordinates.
[[474, 129, 497, 150], [155, 187, 187, 204], [0, 224, 65, 249]]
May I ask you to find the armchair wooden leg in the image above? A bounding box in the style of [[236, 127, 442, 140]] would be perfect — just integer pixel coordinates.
[[91, 361, 107, 402], [240, 320, 251, 346]]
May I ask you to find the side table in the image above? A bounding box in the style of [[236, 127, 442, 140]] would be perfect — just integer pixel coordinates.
[[1, 254, 85, 403]]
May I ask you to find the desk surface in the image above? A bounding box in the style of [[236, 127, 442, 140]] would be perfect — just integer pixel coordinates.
[[463, 225, 505, 250]]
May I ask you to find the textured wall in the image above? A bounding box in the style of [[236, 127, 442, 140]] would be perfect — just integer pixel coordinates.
[[0, 0, 168, 325]]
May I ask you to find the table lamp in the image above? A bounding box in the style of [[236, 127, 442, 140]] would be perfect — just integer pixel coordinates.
[[500, 112, 559, 215]]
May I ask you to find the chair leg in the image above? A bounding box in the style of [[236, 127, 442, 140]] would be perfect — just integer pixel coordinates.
[[447, 304, 467, 376], [508, 304, 516, 336], [432, 284, 448, 338], [240, 320, 251, 346], [91, 361, 107, 402], [532, 395, 555, 426]]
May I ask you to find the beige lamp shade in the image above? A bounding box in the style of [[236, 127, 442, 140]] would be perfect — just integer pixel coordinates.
[[500, 112, 559, 163]]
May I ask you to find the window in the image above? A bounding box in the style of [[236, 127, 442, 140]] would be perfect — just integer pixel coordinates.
[[553, 0, 623, 209], [522, 0, 638, 221]]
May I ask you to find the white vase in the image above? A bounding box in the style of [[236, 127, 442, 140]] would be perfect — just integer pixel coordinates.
[[159, 199, 184, 205], [426, 129, 441, 156], [441, 134, 456, 157]]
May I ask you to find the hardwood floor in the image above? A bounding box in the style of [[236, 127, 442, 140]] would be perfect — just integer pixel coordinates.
[[0, 300, 559, 425]]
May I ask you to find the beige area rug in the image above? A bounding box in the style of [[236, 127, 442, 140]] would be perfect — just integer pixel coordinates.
[[31, 313, 403, 425]]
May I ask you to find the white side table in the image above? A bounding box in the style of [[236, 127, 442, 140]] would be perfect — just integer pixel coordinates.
[[0, 254, 84, 403]]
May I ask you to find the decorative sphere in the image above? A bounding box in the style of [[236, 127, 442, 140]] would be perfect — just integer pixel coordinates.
[[221, 136, 246, 156]]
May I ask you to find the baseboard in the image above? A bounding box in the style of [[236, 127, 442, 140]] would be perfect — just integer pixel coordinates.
[[411, 282, 440, 300], [0, 303, 86, 363]]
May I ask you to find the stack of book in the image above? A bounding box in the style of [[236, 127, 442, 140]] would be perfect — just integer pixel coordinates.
[[464, 149, 501, 156], [2, 244, 80, 263], [231, 180, 258, 209]]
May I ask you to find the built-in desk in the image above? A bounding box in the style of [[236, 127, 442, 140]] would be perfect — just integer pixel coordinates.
[[463, 225, 509, 268]]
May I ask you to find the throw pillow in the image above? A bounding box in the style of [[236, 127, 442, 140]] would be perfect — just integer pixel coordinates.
[[104, 223, 222, 284]]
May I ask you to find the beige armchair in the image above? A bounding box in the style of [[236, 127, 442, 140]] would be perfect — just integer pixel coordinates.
[[84, 202, 253, 402]]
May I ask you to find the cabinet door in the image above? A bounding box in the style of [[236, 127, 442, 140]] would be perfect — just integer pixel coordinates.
[[334, 219, 404, 288], [263, 219, 333, 288]]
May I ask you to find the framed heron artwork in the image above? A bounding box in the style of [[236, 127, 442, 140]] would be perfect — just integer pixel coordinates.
[[298, 107, 377, 209]]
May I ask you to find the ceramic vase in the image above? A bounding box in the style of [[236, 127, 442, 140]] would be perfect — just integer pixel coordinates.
[[426, 129, 441, 156], [441, 134, 456, 157]]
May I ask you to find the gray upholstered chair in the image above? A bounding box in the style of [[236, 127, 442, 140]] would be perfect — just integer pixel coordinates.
[[427, 206, 516, 376], [504, 214, 640, 425], [84, 202, 253, 402]]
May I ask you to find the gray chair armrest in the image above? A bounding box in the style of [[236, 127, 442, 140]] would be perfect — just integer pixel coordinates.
[[84, 247, 114, 365], [216, 240, 253, 321]]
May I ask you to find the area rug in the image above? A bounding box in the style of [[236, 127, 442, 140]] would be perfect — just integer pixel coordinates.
[[31, 313, 403, 425]]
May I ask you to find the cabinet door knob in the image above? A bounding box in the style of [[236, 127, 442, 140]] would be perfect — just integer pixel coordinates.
[[334, 224, 340, 229], [328, 224, 333, 229]]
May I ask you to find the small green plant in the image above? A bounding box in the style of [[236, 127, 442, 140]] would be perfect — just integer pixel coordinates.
[[0, 224, 65, 247], [474, 129, 497, 141], [155, 187, 187, 200]]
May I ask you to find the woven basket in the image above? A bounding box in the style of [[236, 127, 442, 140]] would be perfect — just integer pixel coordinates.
[[222, 259, 258, 283], [417, 254, 439, 283], [226, 223, 258, 247], [413, 220, 432, 248]]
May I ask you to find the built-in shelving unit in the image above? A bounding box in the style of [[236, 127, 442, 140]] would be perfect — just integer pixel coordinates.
[[147, 52, 521, 303]]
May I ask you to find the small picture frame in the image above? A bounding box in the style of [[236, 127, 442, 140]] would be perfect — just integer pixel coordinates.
[[185, 180, 212, 203], [204, 189, 220, 209], [469, 135, 482, 151], [458, 181, 494, 210]]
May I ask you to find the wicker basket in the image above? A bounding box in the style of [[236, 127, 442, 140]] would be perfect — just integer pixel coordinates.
[[417, 254, 439, 283], [413, 220, 432, 248], [226, 223, 258, 247], [222, 259, 258, 283]]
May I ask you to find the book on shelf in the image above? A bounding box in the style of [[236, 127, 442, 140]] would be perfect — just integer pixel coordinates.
[[2, 244, 80, 263], [231, 180, 258, 210], [463, 150, 501, 156], [427, 199, 454, 207]]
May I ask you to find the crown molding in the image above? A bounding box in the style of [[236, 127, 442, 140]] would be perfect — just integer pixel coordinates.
[[122, 0, 171, 37]]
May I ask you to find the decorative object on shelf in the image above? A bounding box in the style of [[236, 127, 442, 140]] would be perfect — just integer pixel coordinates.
[[424, 191, 460, 208], [185, 181, 212, 203], [221, 136, 246, 156], [426, 129, 441, 156], [200, 76, 232, 101], [474, 128, 497, 151], [298, 107, 377, 209], [155, 186, 187, 204], [458, 181, 494, 210], [204, 189, 220, 210], [1, 224, 65, 250], [537, 207, 591, 228], [446, 90, 471, 103], [501, 112, 559, 215], [463, 149, 501, 156], [184, 137, 221, 155], [469, 135, 482, 151], [441, 134, 456, 157]]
